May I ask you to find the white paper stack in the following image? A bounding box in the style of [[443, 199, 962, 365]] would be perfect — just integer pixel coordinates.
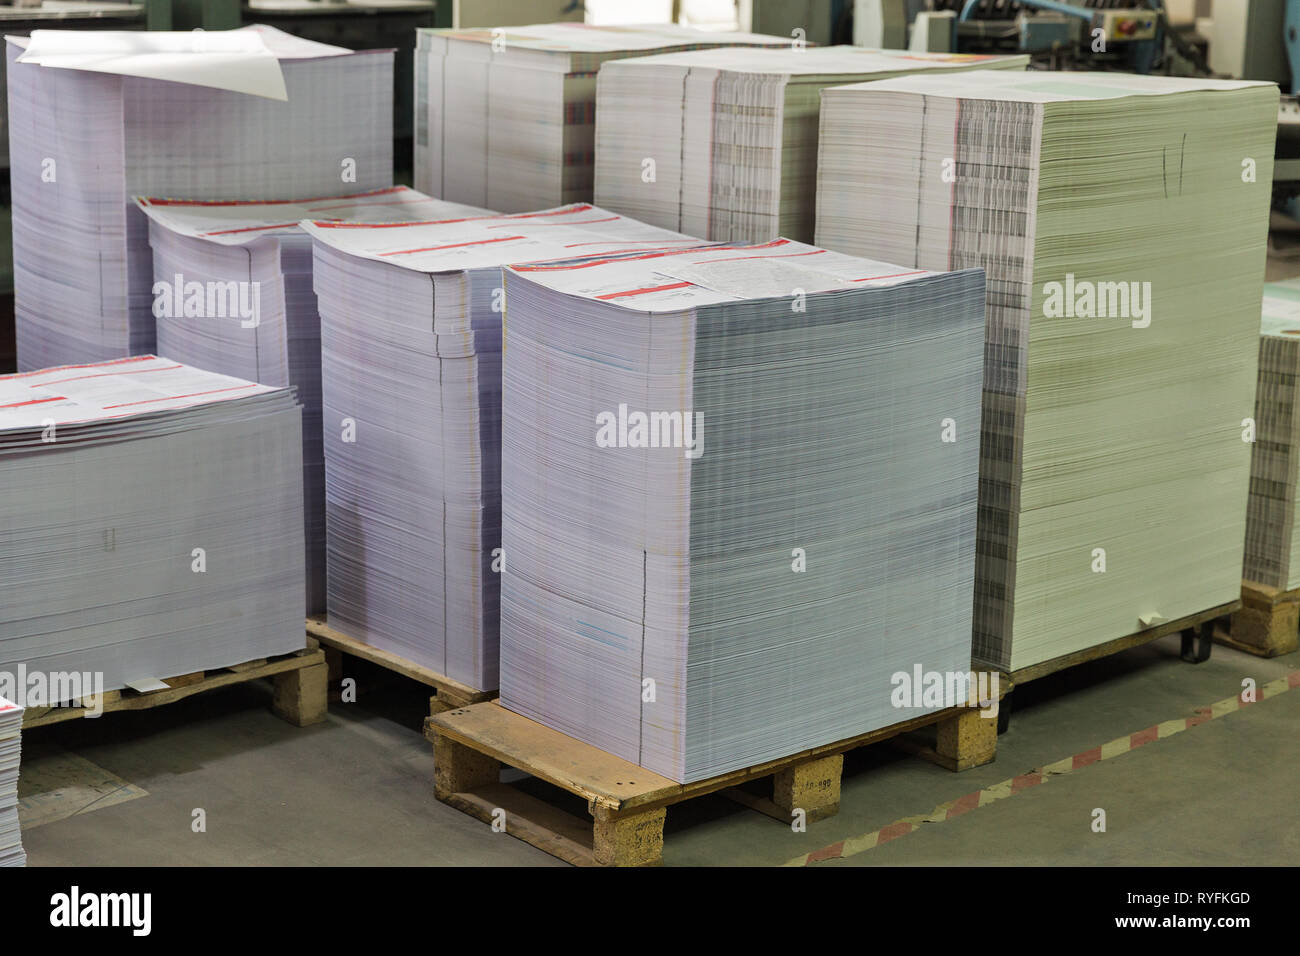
[[1244, 281, 1300, 590], [498, 239, 986, 783], [0, 698, 23, 867], [815, 71, 1277, 672], [414, 22, 789, 213], [594, 46, 1026, 243], [303, 205, 702, 692], [135, 187, 493, 614], [7, 26, 393, 371], [0, 356, 305, 692]]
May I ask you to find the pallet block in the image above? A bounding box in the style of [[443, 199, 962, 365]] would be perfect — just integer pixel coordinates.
[[1218, 582, 1300, 658]]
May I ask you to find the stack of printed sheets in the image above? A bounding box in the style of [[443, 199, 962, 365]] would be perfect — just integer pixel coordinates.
[[1244, 281, 1300, 589], [594, 46, 1026, 242], [303, 204, 699, 691], [498, 238, 986, 782], [135, 186, 492, 613], [0, 357, 305, 692], [7, 26, 392, 370], [0, 698, 22, 867], [414, 21, 787, 213], [815, 71, 1277, 671]]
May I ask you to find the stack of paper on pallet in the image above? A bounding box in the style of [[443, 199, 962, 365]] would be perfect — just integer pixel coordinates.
[[414, 22, 788, 213], [0, 356, 305, 693], [815, 71, 1277, 671], [497, 238, 986, 783], [7, 26, 392, 371], [302, 205, 700, 691], [135, 187, 493, 613], [0, 698, 22, 866], [594, 46, 1026, 243], [1244, 281, 1300, 590]]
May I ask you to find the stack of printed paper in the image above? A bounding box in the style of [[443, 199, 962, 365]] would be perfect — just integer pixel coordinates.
[[303, 205, 701, 692], [7, 26, 393, 371], [1244, 281, 1300, 589], [498, 239, 986, 782], [0, 356, 305, 692], [136, 187, 492, 613], [815, 71, 1276, 671], [594, 46, 1026, 242], [0, 698, 22, 866], [414, 22, 788, 213]]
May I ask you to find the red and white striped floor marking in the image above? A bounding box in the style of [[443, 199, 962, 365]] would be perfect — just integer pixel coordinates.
[[783, 670, 1300, 866]]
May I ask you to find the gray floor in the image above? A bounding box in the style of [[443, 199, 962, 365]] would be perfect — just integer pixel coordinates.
[[18, 634, 1300, 866]]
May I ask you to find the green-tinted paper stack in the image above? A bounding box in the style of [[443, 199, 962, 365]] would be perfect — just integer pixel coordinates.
[[816, 71, 1277, 671]]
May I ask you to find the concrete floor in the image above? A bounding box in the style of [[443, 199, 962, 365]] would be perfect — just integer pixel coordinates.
[[18, 634, 1299, 866]]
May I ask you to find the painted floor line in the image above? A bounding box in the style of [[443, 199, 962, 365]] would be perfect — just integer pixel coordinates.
[[782, 669, 1300, 866]]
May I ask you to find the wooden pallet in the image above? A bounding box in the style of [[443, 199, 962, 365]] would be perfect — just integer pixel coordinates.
[[997, 599, 1241, 731], [22, 642, 328, 730], [426, 691, 1001, 867], [1216, 582, 1300, 658], [306, 615, 495, 715]]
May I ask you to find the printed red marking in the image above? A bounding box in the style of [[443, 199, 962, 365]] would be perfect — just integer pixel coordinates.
[[35, 363, 182, 387], [103, 384, 257, 409], [595, 281, 694, 300], [141, 186, 407, 208], [692, 249, 826, 264], [2, 355, 157, 380], [378, 235, 525, 257], [0, 395, 66, 409], [851, 270, 928, 283], [513, 239, 788, 273]]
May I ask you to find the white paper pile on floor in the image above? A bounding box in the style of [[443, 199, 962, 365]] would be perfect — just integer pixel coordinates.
[[594, 46, 1026, 243], [303, 205, 701, 692], [815, 71, 1277, 672], [0, 698, 22, 866], [136, 187, 494, 613], [7, 26, 393, 371], [0, 356, 305, 692], [1244, 281, 1300, 590], [414, 22, 788, 213], [498, 239, 986, 783]]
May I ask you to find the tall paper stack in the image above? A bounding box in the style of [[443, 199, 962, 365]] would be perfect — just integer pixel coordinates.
[[7, 26, 393, 371], [303, 205, 701, 691], [0, 698, 23, 866], [594, 47, 1027, 243], [414, 22, 788, 213], [0, 356, 305, 691], [498, 239, 986, 783], [815, 71, 1277, 672], [1244, 281, 1300, 589], [136, 187, 493, 614]]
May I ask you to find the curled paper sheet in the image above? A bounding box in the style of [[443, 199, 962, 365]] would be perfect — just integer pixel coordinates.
[[10, 25, 348, 100]]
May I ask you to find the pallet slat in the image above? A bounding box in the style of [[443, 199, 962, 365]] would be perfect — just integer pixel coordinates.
[[306, 615, 493, 712], [21, 647, 327, 729]]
